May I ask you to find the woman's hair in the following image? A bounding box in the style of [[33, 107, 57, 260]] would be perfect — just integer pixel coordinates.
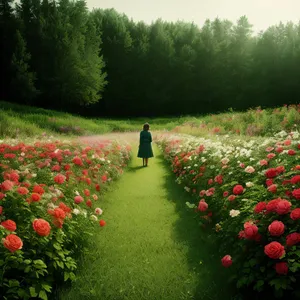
[[143, 123, 150, 131]]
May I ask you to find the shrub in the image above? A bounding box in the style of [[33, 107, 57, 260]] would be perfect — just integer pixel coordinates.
[[0, 139, 131, 299], [157, 130, 300, 298]]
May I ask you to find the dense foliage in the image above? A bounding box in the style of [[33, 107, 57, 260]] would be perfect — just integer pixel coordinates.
[[1, 0, 300, 116], [0, 138, 131, 299], [157, 131, 300, 298]]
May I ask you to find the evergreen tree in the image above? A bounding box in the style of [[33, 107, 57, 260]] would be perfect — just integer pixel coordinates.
[[10, 29, 37, 103]]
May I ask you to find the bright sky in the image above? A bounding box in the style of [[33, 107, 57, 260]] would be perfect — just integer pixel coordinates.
[[86, 0, 299, 32]]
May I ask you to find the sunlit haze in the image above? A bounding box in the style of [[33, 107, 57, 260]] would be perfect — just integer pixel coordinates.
[[86, 0, 299, 32]]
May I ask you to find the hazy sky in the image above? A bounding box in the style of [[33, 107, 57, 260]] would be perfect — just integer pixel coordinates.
[[86, 0, 299, 32]]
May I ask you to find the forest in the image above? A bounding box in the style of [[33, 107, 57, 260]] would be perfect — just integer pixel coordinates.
[[1, 0, 300, 117]]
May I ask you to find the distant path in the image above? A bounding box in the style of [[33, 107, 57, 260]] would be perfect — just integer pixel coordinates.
[[59, 135, 231, 300], [78, 131, 171, 146]]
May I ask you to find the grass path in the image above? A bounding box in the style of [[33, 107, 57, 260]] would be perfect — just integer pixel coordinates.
[[58, 143, 232, 300]]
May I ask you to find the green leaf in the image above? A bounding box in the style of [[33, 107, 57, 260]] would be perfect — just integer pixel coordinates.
[[39, 290, 48, 300], [41, 284, 52, 293], [8, 280, 20, 287], [53, 243, 62, 250], [186, 202, 196, 209], [24, 259, 31, 265], [256, 280, 264, 288], [64, 272, 70, 282], [33, 259, 47, 269], [29, 287, 38, 297]]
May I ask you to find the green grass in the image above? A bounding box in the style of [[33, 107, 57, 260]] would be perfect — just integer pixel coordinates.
[[57, 144, 234, 300], [2, 101, 298, 139], [173, 105, 300, 137], [0, 101, 188, 138]]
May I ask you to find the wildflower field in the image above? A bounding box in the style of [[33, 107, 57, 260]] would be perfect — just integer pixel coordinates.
[[157, 128, 300, 298]]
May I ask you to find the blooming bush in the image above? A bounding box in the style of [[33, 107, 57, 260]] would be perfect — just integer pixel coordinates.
[[157, 130, 300, 297], [0, 139, 131, 299]]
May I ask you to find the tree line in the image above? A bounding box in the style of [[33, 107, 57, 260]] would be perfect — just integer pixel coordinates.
[[1, 0, 300, 116]]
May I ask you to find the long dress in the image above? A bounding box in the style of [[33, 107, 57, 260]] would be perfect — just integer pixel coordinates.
[[137, 130, 154, 158]]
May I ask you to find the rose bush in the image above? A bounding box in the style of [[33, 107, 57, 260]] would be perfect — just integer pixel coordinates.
[[157, 130, 300, 298], [0, 139, 131, 299]]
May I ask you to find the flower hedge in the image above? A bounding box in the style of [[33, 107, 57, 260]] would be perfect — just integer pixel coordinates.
[[156, 131, 300, 298], [0, 139, 131, 299]]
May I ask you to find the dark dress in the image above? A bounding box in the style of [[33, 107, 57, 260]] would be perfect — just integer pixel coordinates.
[[137, 130, 154, 158]]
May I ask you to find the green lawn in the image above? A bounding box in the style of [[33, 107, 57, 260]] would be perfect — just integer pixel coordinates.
[[57, 144, 234, 300]]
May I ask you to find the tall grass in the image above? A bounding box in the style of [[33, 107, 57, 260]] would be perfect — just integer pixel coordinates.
[[173, 105, 300, 137], [1, 101, 299, 139], [0, 101, 186, 138]]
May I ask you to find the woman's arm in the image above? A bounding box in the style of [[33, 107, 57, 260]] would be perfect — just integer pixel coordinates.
[[149, 132, 152, 143], [139, 131, 143, 144]]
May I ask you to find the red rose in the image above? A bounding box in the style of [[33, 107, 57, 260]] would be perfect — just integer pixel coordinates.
[[244, 222, 258, 239], [1, 220, 17, 231], [73, 156, 83, 166], [95, 184, 100, 191], [268, 221, 285, 236], [17, 187, 29, 195], [214, 175, 223, 184], [238, 230, 245, 239], [33, 219, 51, 236], [64, 164, 71, 171], [266, 199, 280, 212], [291, 175, 300, 185], [286, 232, 300, 247], [101, 175, 107, 182], [99, 219, 106, 227], [254, 202, 266, 213], [266, 179, 273, 186], [264, 241, 285, 259], [221, 255, 232, 268], [86, 199, 92, 208], [276, 166, 285, 174], [292, 189, 300, 200], [276, 199, 291, 214], [267, 153, 275, 159], [276, 147, 283, 153], [1, 180, 14, 191], [59, 202, 71, 213], [284, 140, 291, 146], [33, 185, 45, 195], [0, 206, 3, 215], [52, 218, 64, 228], [265, 168, 278, 178], [290, 208, 300, 220], [228, 195, 236, 201], [74, 195, 84, 204], [233, 185, 244, 195], [54, 174, 66, 184], [31, 193, 41, 202], [267, 184, 277, 193], [260, 159, 268, 166], [53, 208, 66, 220], [0, 192, 5, 200], [3, 234, 23, 252], [51, 165, 61, 172], [198, 200, 208, 212], [275, 262, 288, 275], [84, 189, 90, 196], [288, 149, 296, 156], [223, 191, 229, 197]]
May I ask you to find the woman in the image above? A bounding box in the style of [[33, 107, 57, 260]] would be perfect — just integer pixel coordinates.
[[137, 123, 154, 167]]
